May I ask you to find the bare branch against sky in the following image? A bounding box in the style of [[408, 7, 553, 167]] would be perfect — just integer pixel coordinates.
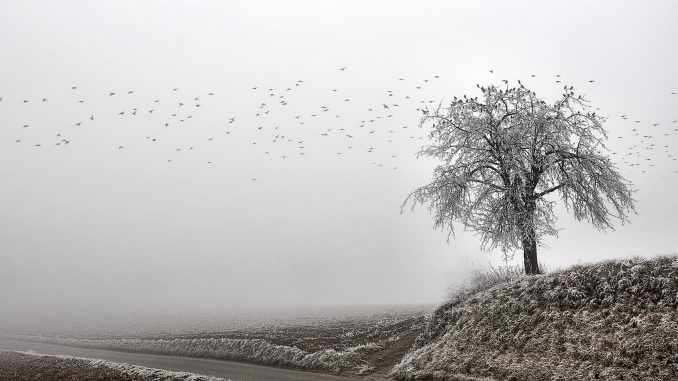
[[405, 84, 636, 274]]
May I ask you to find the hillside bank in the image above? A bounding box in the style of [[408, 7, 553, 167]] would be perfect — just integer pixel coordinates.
[[391, 256, 678, 381]]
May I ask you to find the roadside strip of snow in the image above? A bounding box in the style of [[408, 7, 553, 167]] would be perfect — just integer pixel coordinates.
[[1, 334, 363, 373], [1, 349, 235, 381]]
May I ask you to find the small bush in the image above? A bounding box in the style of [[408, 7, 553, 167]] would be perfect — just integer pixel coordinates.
[[447, 264, 526, 301]]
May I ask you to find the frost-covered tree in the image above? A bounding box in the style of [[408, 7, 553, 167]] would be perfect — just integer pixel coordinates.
[[405, 82, 636, 275]]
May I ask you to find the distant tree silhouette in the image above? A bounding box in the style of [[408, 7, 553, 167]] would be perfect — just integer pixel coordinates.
[[405, 83, 636, 274]]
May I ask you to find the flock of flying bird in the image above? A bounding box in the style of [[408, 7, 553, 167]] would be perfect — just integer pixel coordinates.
[[613, 112, 678, 175], [3, 68, 443, 180], [3, 68, 677, 181]]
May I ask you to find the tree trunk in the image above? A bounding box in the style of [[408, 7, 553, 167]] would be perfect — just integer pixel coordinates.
[[522, 232, 541, 275]]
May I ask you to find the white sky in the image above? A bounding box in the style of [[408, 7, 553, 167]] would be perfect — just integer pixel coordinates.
[[1, 0, 677, 317]]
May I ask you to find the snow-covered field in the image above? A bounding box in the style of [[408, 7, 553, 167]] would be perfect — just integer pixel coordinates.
[[2, 304, 430, 376], [391, 256, 678, 381]]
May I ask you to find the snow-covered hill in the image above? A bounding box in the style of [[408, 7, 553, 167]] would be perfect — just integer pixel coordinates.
[[391, 256, 678, 381]]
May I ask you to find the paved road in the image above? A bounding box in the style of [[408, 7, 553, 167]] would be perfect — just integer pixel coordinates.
[[0, 338, 365, 381]]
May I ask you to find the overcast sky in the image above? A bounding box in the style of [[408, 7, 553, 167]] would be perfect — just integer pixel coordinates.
[[1, 0, 677, 319]]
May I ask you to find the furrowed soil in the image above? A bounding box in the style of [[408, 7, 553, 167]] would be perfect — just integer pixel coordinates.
[[2, 305, 431, 378], [179, 313, 427, 375]]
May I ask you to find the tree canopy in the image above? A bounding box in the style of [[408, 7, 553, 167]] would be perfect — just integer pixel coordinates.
[[405, 82, 636, 274]]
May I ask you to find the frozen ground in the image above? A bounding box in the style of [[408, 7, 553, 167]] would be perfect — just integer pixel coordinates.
[[1, 304, 431, 377]]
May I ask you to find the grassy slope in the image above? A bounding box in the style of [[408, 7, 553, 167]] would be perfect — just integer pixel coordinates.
[[391, 256, 678, 381]]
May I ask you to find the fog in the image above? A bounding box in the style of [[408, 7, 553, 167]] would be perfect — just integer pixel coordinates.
[[1, 1, 677, 332]]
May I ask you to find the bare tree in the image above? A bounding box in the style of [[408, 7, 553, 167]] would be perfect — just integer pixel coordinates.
[[405, 82, 636, 275]]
